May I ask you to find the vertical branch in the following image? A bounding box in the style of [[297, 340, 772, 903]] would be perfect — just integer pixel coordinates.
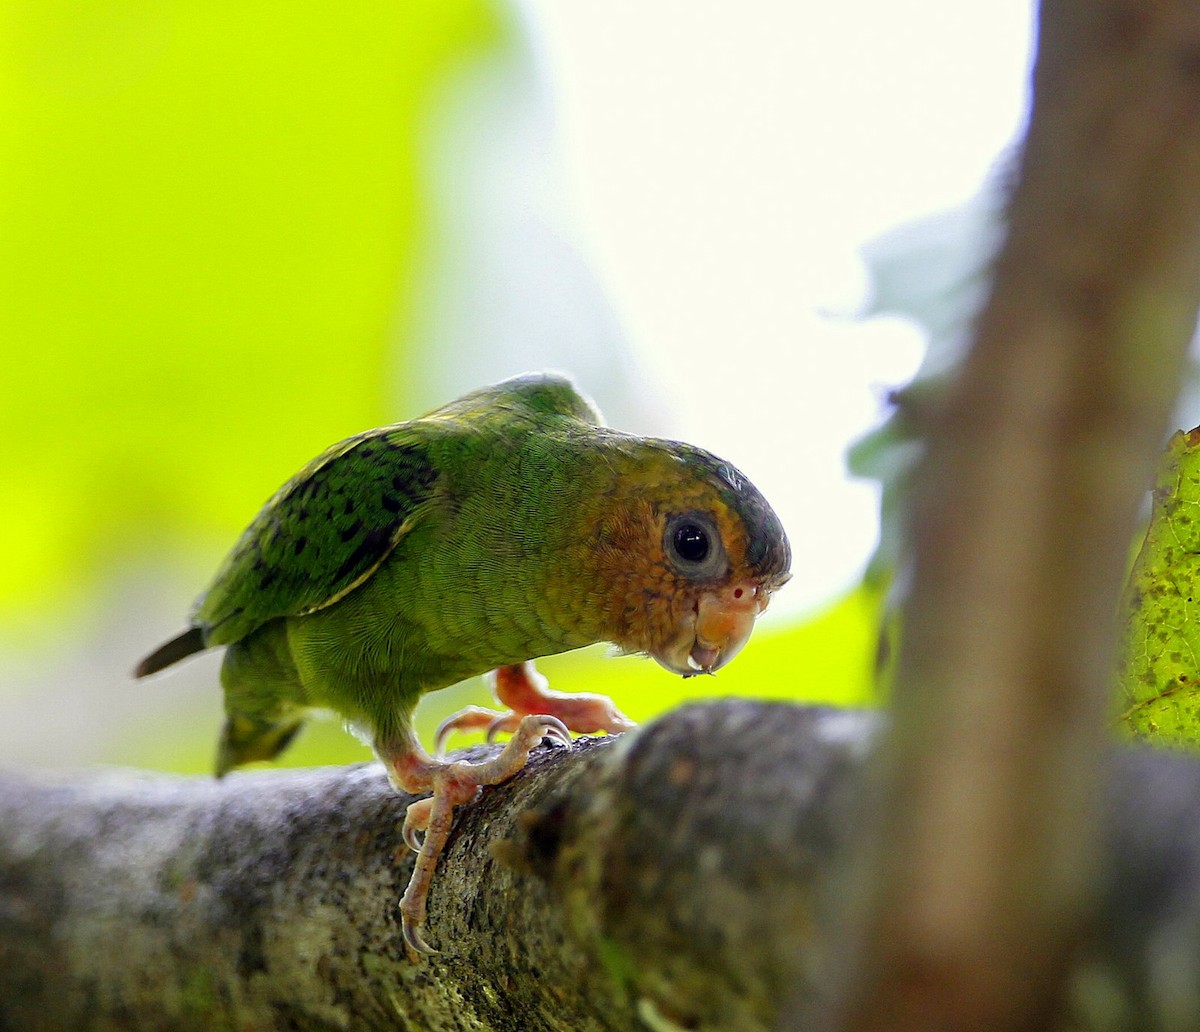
[[827, 1, 1200, 1029]]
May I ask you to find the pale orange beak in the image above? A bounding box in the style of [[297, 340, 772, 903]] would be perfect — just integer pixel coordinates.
[[653, 581, 769, 677]]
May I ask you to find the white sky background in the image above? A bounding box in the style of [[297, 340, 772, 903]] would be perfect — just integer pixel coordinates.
[[522, 1, 1036, 614]]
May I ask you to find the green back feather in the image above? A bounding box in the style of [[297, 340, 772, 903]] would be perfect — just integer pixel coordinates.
[[193, 372, 600, 647], [194, 429, 440, 645]]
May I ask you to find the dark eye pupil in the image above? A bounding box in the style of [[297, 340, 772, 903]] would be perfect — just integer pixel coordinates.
[[673, 523, 710, 563]]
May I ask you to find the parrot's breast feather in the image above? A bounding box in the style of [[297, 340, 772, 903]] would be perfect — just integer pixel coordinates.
[[194, 430, 440, 646]]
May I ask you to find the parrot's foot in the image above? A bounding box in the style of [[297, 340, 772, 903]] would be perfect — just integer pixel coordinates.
[[435, 660, 636, 756], [380, 713, 572, 958]]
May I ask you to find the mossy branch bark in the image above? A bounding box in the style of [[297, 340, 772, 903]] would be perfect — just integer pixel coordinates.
[[0, 702, 853, 1032], [5, 701, 1200, 1032]]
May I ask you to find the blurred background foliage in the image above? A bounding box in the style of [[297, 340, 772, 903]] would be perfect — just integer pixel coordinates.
[[1, 0, 910, 775]]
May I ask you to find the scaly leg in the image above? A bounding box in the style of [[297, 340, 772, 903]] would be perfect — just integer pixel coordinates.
[[435, 660, 636, 756], [378, 714, 571, 957]]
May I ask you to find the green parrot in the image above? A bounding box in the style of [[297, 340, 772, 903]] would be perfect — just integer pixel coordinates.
[[136, 372, 791, 954]]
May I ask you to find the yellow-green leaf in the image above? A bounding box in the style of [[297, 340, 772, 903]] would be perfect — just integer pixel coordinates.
[[1117, 427, 1200, 744]]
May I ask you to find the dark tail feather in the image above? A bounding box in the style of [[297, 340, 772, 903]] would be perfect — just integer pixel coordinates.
[[134, 626, 207, 678]]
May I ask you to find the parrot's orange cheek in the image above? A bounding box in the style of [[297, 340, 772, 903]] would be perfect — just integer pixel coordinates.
[[649, 581, 767, 676]]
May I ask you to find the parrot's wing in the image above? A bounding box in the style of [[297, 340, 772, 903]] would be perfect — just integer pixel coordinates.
[[194, 429, 440, 646]]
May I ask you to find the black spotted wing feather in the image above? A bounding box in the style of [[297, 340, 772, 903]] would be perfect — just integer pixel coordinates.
[[194, 429, 440, 646]]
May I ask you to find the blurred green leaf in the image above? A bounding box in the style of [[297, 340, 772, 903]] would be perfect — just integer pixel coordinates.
[[0, 0, 511, 638]]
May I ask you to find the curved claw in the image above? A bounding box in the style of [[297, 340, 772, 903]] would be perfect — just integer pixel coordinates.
[[432, 718, 454, 759], [402, 821, 424, 854], [402, 917, 439, 956], [537, 715, 573, 750], [435, 705, 503, 757], [484, 713, 519, 744]]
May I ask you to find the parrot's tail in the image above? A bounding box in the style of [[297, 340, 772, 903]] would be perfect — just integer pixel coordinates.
[[215, 714, 304, 777], [134, 626, 206, 678]]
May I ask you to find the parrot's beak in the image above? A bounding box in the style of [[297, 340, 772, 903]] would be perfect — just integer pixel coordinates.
[[654, 581, 768, 677]]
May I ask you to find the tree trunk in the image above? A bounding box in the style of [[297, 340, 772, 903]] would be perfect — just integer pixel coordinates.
[[822, 1, 1200, 1028]]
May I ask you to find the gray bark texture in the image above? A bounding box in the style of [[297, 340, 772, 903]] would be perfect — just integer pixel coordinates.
[[3, 700, 1200, 1032]]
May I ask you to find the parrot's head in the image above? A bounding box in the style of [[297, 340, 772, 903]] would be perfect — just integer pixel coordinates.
[[591, 439, 792, 677]]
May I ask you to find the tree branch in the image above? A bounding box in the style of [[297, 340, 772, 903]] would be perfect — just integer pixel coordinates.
[[6, 701, 1200, 1031], [0, 702, 857, 1032]]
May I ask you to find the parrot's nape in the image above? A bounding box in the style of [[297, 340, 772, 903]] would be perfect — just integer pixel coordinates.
[[136, 371, 792, 955]]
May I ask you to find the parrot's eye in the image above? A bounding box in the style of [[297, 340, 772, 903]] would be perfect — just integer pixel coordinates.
[[664, 512, 728, 580], [673, 523, 709, 562]]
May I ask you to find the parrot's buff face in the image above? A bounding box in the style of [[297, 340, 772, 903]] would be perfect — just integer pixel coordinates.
[[591, 462, 791, 678]]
